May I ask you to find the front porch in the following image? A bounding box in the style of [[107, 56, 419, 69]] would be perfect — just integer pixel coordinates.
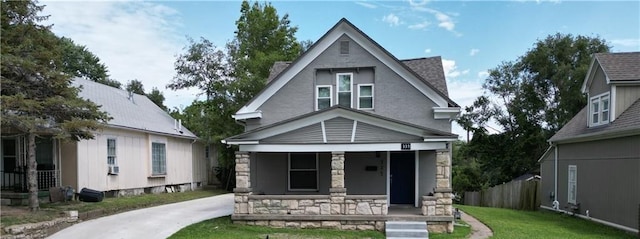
[[232, 150, 454, 233]]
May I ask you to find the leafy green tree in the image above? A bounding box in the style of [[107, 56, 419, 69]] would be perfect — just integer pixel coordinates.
[[147, 87, 167, 111], [458, 33, 609, 187], [126, 79, 145, 95], [57, 36, 121, 88], [228, 0, 302, 103], [1, 0, 110, 211]]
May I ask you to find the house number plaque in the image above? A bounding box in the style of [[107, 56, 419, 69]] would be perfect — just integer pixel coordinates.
[[401, 143, 411, 150]]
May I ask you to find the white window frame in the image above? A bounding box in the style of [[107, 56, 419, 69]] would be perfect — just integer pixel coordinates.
[[315, 85, 333, 110], [568, 165, 577, 204], [336, 73, 353, 108], [288, 152, 319, 191], [107, 138, 117, 166], [357, 84, 374, 110], [151, 142, 167, 176], [589, 93, 610, 126]]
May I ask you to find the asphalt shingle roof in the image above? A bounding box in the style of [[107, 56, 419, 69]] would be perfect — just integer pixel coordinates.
[[550, 98, 640, 142], [72, 78, 197, 138], [265, 56, 450, 97], [595, 52, 640, 81]]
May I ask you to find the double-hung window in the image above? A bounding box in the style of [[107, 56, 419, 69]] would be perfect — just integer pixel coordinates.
[[107, 138, 117, 166], [568, 165, 577, 204], [151, 142, 166, 175], [316, 85, 332, 110], [288, 153, 318, 191], [590, 93, 610, 126], [358, 84, 374, 109], [337, 73, 352, 108]]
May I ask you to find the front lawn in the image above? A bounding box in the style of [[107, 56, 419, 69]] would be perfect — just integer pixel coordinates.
[[170, 216, 471, 239], [457, 205, 636, 239]]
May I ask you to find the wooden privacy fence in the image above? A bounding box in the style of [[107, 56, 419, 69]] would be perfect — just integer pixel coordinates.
[[464, 180, 540, 211]]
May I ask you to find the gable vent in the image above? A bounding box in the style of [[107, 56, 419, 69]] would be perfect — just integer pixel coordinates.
[[340, 41, 349, 54]]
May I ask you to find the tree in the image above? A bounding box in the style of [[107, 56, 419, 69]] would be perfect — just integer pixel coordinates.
[[458, 33, 609, 186], [126, 79, 145, 95], [147, 87, 167, 111], [228, 0, 302, 104], [57, 36, 121, 88], [1, 0, 110, 211]]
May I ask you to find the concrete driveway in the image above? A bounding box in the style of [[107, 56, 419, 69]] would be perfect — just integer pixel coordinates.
[[48, 193, 234, 239]]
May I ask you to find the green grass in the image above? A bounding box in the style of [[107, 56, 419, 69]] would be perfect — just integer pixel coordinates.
[[456, 205, 637, 239], [170, 216, 471, 239], [1, 189, 226, 229]]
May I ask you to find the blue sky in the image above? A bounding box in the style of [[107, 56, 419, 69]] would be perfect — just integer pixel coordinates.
[[42, 0, 639, 138]]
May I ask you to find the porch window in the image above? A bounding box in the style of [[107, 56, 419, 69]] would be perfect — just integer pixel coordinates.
[[107, 138, 117, 166], [589, 93, 609, 126], [568, 165, 577, 204], [2, 139, 16, 172], [358, 84, 374, 109], [337, 73, 352, 108], [151, 142, 166, 175], [288, 153, 318, 191], [316, 85, 332, 110]]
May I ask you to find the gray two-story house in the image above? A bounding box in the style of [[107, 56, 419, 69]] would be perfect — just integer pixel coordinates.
[[539, 52, 639, 234], [224, 18, 460, 233]]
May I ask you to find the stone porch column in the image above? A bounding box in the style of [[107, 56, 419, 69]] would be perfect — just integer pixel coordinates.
[[330, 152, 346, 215], [234, 151, 252, 214], [435, 149, 454, 232]]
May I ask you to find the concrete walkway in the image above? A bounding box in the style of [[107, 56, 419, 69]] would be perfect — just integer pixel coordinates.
[[460, 210, 493, 239], [48, 193, 234, 239]]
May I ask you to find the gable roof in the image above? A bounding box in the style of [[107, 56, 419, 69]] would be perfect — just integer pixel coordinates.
[[582, 52, 640, 93], [226, 105, 456, 143], [267, 57, 450, 96], [549, 98, 640, 143], [72, 78, 197, 139], [235, 18, 458, 119]]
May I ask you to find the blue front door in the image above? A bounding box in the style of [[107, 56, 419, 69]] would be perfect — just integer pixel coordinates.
[[390, 151, 415, 204]]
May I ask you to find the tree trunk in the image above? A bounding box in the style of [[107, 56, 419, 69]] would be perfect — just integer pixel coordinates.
[[27, 133, 39, 211]]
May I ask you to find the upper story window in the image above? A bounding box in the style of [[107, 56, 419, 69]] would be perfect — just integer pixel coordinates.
[[337, 73, 352, 108], [358, 84, 374, 109], [590, 93, 609, 126], [107, 138, 117, 166], [316, 85, 332, 110]]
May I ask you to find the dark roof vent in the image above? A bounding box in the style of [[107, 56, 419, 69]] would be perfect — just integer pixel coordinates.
[[340, 41, 349, 55]]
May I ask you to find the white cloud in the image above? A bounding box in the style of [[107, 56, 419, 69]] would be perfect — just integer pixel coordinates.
[[408, 21, 430, 30], [611, 38, 640, 50], [43, 1, 200, 110], [441, 59, 469, 78], [477, 71, 489, 79], [469, 48, 480, 56], [382, 13, 401, 27], [354, 1, 377, 9], [424, 48, 432, 54]]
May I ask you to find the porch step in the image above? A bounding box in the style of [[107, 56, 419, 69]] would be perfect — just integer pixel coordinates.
[[385, 221, 428, 239]]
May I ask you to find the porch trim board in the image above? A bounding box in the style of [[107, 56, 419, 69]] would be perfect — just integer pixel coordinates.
[[239, 142, 447, 152]]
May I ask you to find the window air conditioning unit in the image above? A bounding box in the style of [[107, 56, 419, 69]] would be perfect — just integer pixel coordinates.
[[108, 165, 120, 175]]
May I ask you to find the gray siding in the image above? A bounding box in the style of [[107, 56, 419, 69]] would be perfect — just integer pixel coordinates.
[[418, 150, 437, 205], [552, 135, 639, 230], [325, 117, 354, 143], [251, 152, 331, 195], [344, 152, 386, 195], [539, 148, 556, 207], [355, 122, 423, 142], [615, 86, 640, 119], [256, 34, 450, 132], [262, 123, 324, 143], [588, 66, 610, 97]]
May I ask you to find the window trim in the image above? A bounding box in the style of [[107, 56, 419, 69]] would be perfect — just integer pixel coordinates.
[[336, 73, 353, 108], [568, 165, 577, 204], [357, 84, 374, 110], [107, 138, 117, 166], [589, 92, 610, 126], [315, 85, 333, 110], [151, 142, 167, 176], [287, 152, 319, 191]]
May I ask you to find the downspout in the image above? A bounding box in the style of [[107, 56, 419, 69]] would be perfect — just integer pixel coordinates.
[[553, 143, 559, 209], [190, 138, 197, 190]]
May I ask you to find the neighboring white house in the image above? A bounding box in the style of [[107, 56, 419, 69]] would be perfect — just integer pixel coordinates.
[[1, 78, 210, 198]]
